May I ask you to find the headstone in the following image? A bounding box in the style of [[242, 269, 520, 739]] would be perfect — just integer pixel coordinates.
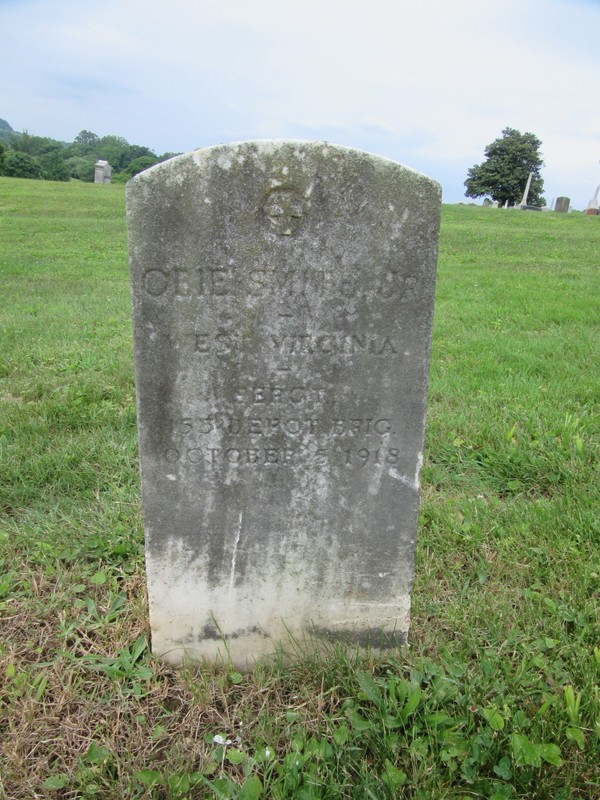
[[586, 185, 599, 213], [94, 160, 112, 184], [482, 198, 491, 207], [491, 201, 499, 209], [518, 171, 534, 207], [555, 196, 570, 214], [127, 140, 441, 668]]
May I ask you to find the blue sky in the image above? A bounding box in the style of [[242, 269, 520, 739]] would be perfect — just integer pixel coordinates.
[[1, 0, 599, 207]]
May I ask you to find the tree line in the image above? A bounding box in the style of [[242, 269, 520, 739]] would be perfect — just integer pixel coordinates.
[[0, 119, 179, 182], [0, 118, 545, 206]]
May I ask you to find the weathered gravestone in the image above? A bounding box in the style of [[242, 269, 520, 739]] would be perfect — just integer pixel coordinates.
[[585, 185, 599, 215], [94, 159, 112, 184], [555, 196, 570, 214], [518, 171, 534, 208], [127, 141, 441, 667]]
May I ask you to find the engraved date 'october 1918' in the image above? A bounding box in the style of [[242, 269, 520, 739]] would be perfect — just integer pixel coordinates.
[[164, 445, 400, 467]]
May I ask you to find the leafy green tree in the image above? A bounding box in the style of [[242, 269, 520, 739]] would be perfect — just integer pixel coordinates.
[[124, 155, 158, 177], [464, 127, 545, 206], [40, 151, 70, 182], [9, 131, 64, 156], [0, 142, 6, 175], [4, 151, 42, 179], [158, 151, 182, 163], [127, 144, 156, 161], [96, 135, 132, 171], [65, 155, 97, 181], [73, 129, 100, 150], [95, 139, 157, 173], [66, 131, 101, 165]]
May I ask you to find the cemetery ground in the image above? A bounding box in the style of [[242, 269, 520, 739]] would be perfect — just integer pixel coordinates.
[[0, 178, 598, 800]]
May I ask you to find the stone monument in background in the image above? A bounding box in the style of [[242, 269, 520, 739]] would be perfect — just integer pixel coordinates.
[[127, 141, 441, 668], [518, 171, 533, 208], [585, 185, 599, 215], [94, 160, 112, 183], [555, 196, 570, 214]]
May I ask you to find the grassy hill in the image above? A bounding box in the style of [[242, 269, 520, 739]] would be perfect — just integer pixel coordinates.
[[0, 178, 599, 799]]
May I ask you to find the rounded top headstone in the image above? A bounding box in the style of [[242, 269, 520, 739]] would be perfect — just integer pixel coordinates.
[[127, 140, 441, 668]]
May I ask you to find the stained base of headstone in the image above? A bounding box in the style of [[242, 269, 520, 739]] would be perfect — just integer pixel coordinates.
[[127, 140, 440, 669], [148, 565, 411, 667]]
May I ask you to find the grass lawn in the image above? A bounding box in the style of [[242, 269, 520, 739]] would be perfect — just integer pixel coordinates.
[[0, 177, 599, 799]]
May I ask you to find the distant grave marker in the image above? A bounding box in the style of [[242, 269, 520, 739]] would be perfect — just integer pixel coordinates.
[[585, 185, 599, 215], [555, 197, 570, 214], [94, 160, 112, 184], [127, 140, 441, 667], [518, 171, 534, 208]]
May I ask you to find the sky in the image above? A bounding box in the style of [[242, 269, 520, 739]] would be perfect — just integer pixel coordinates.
[[1, 0, 599, 208]]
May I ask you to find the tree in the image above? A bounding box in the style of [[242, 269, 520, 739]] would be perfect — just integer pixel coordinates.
[[96, 135, 132, 171], [9, 131, 64, 156], [124, 155, 158, 177], [127, 144, 156, 161], [73, 129, 100, 150], [464, 127, 545, 206], [158, 151, 182, 163], [65, 155, 96, 181], [39, 150, 70, 182], [4, 151, 42, 179]]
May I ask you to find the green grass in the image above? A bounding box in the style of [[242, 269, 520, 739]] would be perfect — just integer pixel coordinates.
[[1, 178, 599, 799]]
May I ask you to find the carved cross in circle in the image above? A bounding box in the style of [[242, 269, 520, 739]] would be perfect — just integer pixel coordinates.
[[264, 188, 306, 236]]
